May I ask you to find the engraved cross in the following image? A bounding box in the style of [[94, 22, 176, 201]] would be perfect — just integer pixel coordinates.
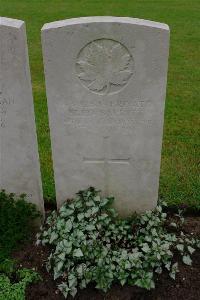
[[83, 136, 130, 194]]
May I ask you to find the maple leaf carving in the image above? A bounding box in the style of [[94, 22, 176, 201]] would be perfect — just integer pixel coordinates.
[[76, 39, 134, 94]]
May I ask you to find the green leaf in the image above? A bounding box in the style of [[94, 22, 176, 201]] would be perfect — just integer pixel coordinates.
[[86, 200, 94, 207], [58, 252, 65, 261], [176, 244, 184, 252], [156, 206, 162, 213], [65, 219, 72, 232], [70, 287, 78, 297], [142, 243, 150, 253], [77, 213, 84, 221], [49, 232, 58, 243], [125, 261, 131, 269], [183, 255, 192, 266], [94, 195, 101, 202], [60, 206, 74, 216], [73, 249, 84, 257], [100, 198, 109, 207], [86, 224, 96, 231], [76, 264, 86, 277], [169, 271, 176, 280], [68, 274, 77, 288], [57, 260, 64, 271], [63, 240, 72, 248], [58, 283, 70, 299], [187, 246, 195, 255], [91, 206, 99, 215], [120, 278, 126, 286], [155, 267, 162, 274], [64, 209, 74, 216]]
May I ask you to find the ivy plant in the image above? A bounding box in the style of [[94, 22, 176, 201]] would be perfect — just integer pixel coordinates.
[[37, 187, 200, 298]]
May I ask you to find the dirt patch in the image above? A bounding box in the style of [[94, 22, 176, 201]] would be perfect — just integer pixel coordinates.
[[12, 216, 200, 300]]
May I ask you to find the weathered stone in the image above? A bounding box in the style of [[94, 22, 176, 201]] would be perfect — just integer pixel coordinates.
[[42, 17, 170, 215], [0, 17, 44, 214]]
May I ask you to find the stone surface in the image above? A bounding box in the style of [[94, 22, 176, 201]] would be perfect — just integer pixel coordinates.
[[0, 17, 44, 214], [42, 16, 170, 215]]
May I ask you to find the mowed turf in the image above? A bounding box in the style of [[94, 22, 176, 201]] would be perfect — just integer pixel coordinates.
[[1, 0, 199, 207]]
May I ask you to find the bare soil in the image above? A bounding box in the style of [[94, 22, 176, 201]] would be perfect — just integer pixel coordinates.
[[13, 216, 200, 300]]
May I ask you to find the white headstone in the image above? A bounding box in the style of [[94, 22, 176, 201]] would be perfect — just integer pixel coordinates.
[[42, 17, 169, 216], [0, 17, 44, 214]]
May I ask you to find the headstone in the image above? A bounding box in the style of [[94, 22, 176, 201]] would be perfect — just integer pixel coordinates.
[[0, 17, 44, 214], [42, 17, 169, 216]]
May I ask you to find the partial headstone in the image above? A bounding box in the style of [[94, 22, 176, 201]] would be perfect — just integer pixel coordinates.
[[0, 17, 44, 214], [42, 17, 169, 216]]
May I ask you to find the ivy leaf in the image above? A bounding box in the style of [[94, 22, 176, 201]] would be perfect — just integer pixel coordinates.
[[169, 271, 176, 280], [125, 261, 131, 269], [183, 255, 192, 266], [142, 243, 150, 253], [120, 278, 126, 286], [63, 240, 72, 248], [73, 249, 84, 258], [58, 252, 65, 261], [49, 232, 58, 244], [60, 206, 74, 216], [187, 246, 195, 255], [80, 279, 86, 289], [57, 261, 64, 271], [170, 262, 179, 279], [54, 270, 62, 280], [77, 213, 84, 221], [86, 200, 94, 207], [62, 289, 69, 299], [70, 287, 77, 298], [94, 195, 101, 202], [86, 224, 96, 231], [100, 198, 110, 207], [35, 239, 41, 246], [58, 283, 70, 299], [76, 264, 86, 277], [99, 213, 108, 220], [63, 209, 74, 217], [91, 207, 99, 215], [65, 219, 72, 232], [68, 274, 77, 288], [176, 244, 184, 252], [155, 267, 162, 274]]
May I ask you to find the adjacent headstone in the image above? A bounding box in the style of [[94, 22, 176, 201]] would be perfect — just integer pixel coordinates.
[[0, 17, 44, 214], [42, 17, 170, 215]]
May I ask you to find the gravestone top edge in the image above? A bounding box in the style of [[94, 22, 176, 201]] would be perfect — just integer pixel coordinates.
[[0, 17, 24, 28], [42, 16, 169, 32]]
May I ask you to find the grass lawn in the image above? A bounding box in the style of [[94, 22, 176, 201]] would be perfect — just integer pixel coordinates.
[[1, 0, 199, 207]]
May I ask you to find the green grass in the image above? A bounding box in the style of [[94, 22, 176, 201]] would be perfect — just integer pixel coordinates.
[[0, 0, 199, 207]]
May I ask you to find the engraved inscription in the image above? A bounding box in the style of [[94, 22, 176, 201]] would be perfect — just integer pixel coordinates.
[[76, 39, 134, 95], [62, 98, 153, 132], [0, 92, 14, 128]]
